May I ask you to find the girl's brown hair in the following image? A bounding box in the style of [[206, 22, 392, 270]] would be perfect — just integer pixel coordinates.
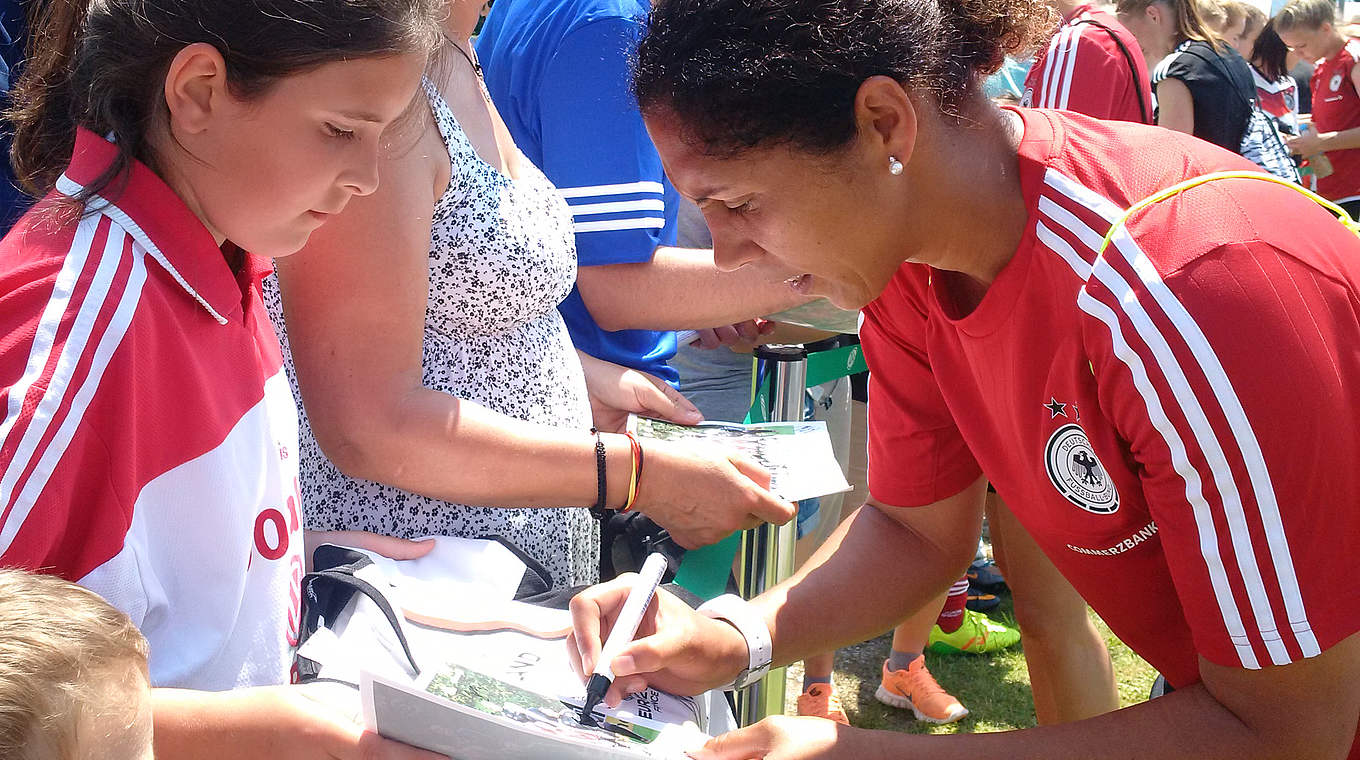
[[1115, 0, 1226, 50], [7, 0, 440, 205]]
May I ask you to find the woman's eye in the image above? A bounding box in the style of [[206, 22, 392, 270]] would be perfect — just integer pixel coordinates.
[[324, 123, 357, 140], [727, 200, 755, 215]]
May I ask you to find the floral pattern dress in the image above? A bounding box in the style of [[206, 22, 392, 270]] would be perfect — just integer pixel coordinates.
[[264, 78, 598, 587]]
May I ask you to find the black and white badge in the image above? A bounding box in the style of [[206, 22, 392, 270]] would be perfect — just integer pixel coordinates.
[[1044, 423, 1120, 514]]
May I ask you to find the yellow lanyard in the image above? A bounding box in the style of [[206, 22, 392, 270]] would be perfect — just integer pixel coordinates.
[[1096, 170, 1360, 257]]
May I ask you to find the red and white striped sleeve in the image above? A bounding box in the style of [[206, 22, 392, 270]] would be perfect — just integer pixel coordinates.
[[1075, 215, 1360, 672], [0, 209, 146, 603], [1030, 21, 1088, 111], [1024, 15, 1149, 122]]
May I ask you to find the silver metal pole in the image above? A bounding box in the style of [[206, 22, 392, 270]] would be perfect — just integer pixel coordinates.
[[734, 344, 807, 726]]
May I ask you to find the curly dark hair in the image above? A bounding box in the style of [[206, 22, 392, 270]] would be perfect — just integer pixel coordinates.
[[633, 0, 1055, 157]]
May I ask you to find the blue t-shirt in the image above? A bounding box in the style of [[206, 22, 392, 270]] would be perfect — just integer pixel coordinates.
[[1, 0, 28, 234], [477, 0, 679, 381]]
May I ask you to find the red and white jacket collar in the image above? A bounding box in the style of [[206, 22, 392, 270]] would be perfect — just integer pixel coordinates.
[[55, 128, 274, 326]]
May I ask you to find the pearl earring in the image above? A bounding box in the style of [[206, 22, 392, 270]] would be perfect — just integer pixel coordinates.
[[888, 156, 904, 175]]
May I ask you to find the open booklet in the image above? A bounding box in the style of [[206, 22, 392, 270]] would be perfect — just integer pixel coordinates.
[[363, 660, 710, 760], [315, 538, 733, 759], [629, 415, 851, 503]]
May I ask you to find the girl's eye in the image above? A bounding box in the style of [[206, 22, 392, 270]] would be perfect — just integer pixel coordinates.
[[727, 200, 755, 215], [324, 123, 357, 140]]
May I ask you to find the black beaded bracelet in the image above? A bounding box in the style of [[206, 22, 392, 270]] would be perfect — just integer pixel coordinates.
[[590, 427, 609, 519]]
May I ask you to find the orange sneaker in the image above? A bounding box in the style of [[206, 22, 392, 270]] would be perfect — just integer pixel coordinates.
[[874, 656, 969, 724], [795, 682, 850, 725]]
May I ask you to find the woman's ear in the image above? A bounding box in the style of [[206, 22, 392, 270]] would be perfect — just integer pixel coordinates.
[[1145, 3, 1163, 27], [162, 42, 232, 138], [855, 75, 920, 169]]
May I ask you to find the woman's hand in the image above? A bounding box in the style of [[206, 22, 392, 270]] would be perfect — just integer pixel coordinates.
[[690, 319, 776, 350], [302, 530, 435, 572], [578, 351, 702, 432], [566, 581, 750, 703], [690, 716, 859, 760], [1285, 129, 1328, 156], [632, 439, 796, 548]]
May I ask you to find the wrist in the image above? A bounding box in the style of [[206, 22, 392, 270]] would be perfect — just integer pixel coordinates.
[[720, 618, 755, 684], [698, 594, 773, 690], [602, 432, 632, 510]]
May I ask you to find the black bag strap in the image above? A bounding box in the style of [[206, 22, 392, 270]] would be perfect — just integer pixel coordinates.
[[1179, 43, 1261, 138], [597, 511, 686, 582], [296, 537, 559, 682], [474, 533, 555, 599], [1071, 17, 1153, 125], [296, 546, 423, 682]]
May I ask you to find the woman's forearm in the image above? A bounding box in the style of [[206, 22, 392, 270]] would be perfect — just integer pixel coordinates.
[[321, 386, 633, 510]]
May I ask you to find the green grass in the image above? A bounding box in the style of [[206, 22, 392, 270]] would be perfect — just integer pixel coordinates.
[[781, 592, 1158, 733]]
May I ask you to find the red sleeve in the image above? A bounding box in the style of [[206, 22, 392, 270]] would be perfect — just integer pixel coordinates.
[[1060, 30, 1140, 121], [0, 214, 141, 591], [1025, 19, 1149, 123], [860, 271, 982, 508], [1082, 238, 1360, 671]]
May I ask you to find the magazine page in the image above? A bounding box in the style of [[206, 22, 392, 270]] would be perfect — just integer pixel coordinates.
[[299, 543, 731, 736], [393, 598, 708, 730], [362, 665, 708, 760], [630, 416, 851, 503]]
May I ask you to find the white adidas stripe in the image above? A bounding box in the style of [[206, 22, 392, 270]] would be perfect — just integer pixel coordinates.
[[1036, 210, 1260, 668], [0, 220, 134, 553], [573, 218, 666, 234], [1071, 286, 1262, 667], [557, 181, 665, 200], [1045, 172, 1316, 660], [0, 212, 101, 451], [1040, 27, 1073, 109], [4, 242, 148, 554], [1040, 168, 1317, 665], [1057, 23, 1086, 110], [566, 199, 666, 217]]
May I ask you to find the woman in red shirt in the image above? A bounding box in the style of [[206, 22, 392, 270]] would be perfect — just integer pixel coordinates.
[[569, 0, 1360, 757]]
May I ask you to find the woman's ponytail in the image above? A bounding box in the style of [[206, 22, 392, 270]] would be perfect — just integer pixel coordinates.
[[7, 0, 92, 197]]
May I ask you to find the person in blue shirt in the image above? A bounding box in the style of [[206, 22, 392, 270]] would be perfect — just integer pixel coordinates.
[[476, 0, 806, 382], [1, 0, 28, 233]]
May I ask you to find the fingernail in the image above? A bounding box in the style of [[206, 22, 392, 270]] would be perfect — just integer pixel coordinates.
[[611, 655, 636, 675]]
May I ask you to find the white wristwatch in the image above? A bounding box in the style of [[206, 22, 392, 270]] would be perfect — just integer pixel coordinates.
[[697, 594, 773, 691]]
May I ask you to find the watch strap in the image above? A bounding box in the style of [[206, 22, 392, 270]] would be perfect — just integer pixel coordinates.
[[697, 594, 772, 691]]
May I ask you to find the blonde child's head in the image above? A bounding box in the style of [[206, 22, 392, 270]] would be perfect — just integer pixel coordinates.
[[0, 569, 152, 760]]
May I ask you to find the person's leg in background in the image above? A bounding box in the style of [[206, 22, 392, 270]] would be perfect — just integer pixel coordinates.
[[923, 568, 1021, 655], [792, 376, 854, 723], [987, 492, 1120, 724], [873, 594, 970, 724]]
